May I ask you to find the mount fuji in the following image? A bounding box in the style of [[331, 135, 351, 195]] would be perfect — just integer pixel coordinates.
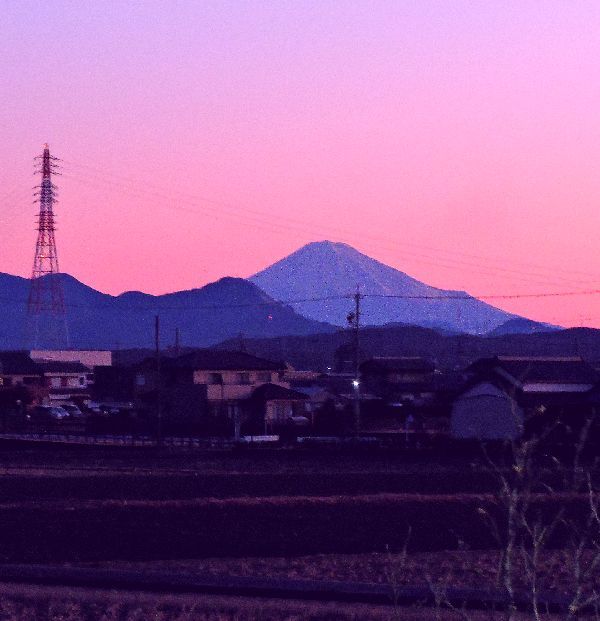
[[250, 241, 522, 334]]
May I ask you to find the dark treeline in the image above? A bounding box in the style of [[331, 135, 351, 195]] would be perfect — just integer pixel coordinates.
[[215, 325, 600, 371]]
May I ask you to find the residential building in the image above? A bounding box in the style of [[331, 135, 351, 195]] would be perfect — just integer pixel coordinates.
[[250, 383, 308, 433], [360, 357, 436, 404], [451, 356, 599, 441], [0, 352, 43, 390], [38, 361, 91, 406], [0, 352, 45, 411], [130, 350, 289, 435]]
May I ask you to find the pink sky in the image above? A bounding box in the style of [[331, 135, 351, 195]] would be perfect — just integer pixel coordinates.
[[2, 1, 600, 327]]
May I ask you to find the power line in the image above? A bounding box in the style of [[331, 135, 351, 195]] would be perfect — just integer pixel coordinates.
[[0, 289, 599, 313], [367, 290, 600, 300], [60, 167, 595, 290], [7, 159, 600, 319], [61, 162, 600, 282]]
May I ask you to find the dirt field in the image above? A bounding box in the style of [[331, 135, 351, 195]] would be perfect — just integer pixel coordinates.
[[85, 549, 600, 598], [0, 444, 596, 619], [0, 581, 575, 621], [0, 444, 478, 475]]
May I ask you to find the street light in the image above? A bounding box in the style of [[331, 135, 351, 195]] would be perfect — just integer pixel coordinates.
[[352, 379, 360, 437]]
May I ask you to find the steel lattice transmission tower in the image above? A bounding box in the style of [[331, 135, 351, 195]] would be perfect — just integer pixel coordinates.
[[25, 144, 69, 349]]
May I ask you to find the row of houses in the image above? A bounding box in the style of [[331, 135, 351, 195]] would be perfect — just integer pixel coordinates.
[[95, 351, 310, 436], [1, 348, 599, 442], [355, 354, 600, 442], [0, 351, 94, 409]]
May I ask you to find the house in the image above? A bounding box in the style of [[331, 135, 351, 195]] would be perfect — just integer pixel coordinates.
[[0, 352, 95, 417], [31, 350, 111, 391], [38, 361, 91, 406], [0, 352, 43, 389], [451, 381, 524, 441], [249, 383, 308, 434], [360, 357, 436, 404], [450, 356, 599, 441], [0, 352, 45, 412], [293, 385, 336, 414], [130, 350, 289, 435], [179, 350, 287, 410]]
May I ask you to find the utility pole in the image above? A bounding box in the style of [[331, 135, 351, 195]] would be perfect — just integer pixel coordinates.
[[155, 315, 162, 449], [174, 327, 181, 357], [353, 286, 361, 437]]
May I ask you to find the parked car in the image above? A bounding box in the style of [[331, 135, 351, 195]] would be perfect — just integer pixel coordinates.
[[61, 403, 85, 419], [30, 405, 69, 423]]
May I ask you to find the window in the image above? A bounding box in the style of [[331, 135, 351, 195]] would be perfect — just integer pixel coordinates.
[[79, 377, 85, 386], [257, 372, 272, 382], [209, 373, 223, 385], [237, 372, 251, 385], [136, 374, 146, 386]]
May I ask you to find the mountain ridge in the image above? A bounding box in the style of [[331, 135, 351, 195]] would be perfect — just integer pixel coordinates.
[[0, 272, 335, 350]]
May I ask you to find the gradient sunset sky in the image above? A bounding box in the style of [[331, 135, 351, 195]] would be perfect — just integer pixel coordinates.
[[2, 1, 600, 327]]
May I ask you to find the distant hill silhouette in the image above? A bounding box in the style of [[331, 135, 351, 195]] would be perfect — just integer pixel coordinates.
[[250, 241, 520, 334], [0, 273, 335, 350], [216, 326, 600, 371], [486, 317, 560, 337]]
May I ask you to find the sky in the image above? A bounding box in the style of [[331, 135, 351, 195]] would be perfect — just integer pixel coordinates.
[[2, 1, 600, 327]]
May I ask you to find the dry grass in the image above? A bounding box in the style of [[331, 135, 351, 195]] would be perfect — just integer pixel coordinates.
[[0, 582, 565, 620], [87, 549, 600, 597]]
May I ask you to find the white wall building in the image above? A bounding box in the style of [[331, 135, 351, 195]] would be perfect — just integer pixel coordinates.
[[450, 382, 523, 440]]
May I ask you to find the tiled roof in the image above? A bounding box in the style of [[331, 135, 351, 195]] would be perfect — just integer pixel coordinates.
[[38, 361, 89, 373], [471, 357, 599, 385], [360, 357, 435, 373], [251, 383, 308, 401], [0, 352, 41, 375], [175, 350, 285, 371]]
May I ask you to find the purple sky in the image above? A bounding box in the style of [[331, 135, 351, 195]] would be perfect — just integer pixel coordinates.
[[2, 1, 600, 326]]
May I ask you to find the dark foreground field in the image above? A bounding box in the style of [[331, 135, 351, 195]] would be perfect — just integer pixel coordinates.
[[96, 550, 600, 597], [0, 493, 590, 562], [0, 582, 553, 621], [0, 444, 596, 619]]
